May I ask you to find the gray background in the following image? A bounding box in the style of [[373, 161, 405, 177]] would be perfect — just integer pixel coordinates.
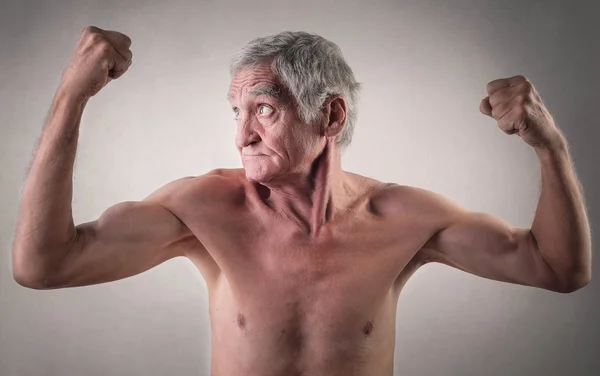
[[1, 0, 598, 375]]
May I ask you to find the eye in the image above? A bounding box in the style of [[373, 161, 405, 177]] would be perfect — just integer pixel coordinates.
[[233, 108, 240, 120], [258, 104, 273, 117]]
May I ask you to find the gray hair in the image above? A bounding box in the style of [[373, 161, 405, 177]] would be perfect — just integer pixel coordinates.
[[229, 31, 362, 152]]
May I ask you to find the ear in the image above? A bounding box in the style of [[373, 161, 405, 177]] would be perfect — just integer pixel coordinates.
[[321, 96, 347, 139]]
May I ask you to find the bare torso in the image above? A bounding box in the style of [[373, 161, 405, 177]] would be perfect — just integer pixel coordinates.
[[170, 169, 439, 376]]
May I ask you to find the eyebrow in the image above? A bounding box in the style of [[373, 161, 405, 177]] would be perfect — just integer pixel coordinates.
[[227, 83, 286, 103], [249, 83, 284, 99]]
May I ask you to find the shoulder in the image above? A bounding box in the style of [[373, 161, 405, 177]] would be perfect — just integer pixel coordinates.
[[193, 168, 246, 193], [201, 168, 247, 197], [145, 168, 247, 209], [372, 184, 473, 265], [369, 183, 467, 224]]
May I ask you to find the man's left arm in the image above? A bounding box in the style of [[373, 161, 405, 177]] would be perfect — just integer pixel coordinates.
[[421, 75, 592, 293], [527, 143, 592, 292]]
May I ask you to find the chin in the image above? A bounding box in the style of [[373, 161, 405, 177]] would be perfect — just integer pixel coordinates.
[[242, 162, 275, 183]]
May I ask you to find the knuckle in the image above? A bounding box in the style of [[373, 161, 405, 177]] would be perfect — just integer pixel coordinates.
[[88, 31, 105, 44], [499, 122, 513, 133], [516, 74, 527, 81], [96, 41, 113, 54], [121, 33, 132, 45], [82, 26, 95, 34], [491, 106, 501, 119], [488, 93, 499, 106], [83, 26, 104, 42]]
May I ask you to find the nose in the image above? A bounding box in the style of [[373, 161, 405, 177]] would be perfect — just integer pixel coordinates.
[[235, 115, 262, 150]]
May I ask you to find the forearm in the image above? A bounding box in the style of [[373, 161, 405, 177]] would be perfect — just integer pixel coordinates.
[[531, 139, 592, 289], [12, 89, 87, 279]]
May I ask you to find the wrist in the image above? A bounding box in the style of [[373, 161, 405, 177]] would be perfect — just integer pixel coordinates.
[[54, 85, 90, 110], [534, 140, 568, 164], [534, 130, 567, 157]]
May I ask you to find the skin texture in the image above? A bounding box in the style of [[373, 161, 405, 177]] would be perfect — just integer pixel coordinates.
[[11, 27, 592, 376]]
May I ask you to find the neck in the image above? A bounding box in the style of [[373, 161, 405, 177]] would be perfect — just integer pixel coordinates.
[[256, 143, 348, 237]]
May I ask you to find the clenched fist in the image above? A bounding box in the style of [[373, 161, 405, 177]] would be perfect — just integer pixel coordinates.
[[59, 26, 133, 100], [480, 75, 565, 151]]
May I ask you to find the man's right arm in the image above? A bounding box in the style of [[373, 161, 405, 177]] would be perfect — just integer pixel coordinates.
[[14, 178, 199, 290], [11, 26, 204, 289], [10, 83, 200, 289]]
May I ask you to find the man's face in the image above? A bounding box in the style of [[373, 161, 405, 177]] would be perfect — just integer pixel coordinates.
[[228, 64, 324, 184]]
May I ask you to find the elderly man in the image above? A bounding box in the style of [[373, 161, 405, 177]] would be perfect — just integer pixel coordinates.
[[12, 27, 592, 376]]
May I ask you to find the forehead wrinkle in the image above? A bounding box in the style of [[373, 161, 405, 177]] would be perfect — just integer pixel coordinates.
[[228, 65, 290, 104], [229, 82, 284, 101], [248, 83, 284, 100]]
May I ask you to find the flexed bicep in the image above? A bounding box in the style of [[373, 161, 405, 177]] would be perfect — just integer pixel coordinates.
[[46, 199, 191, 289], [419, 196, 562, 292], [22, 177, 197, 289]]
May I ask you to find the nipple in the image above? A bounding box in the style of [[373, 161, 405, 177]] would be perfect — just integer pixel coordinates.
[[237, 313, 247, 329]]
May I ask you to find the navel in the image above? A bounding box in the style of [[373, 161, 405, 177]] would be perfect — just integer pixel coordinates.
[[362, 320, 374, 336]]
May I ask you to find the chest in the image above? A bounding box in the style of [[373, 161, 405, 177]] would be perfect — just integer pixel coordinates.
[[187, 202, 434, 372], [194, 203, 432, 317]]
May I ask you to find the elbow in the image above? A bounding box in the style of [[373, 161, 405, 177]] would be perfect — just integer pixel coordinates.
[[540, 244, 593, 294], [13, 269, 50, 290], [552, 269, 592, 294], [12, 265, 54, 290], [14, 273, 45, 290], [12, 251, 57, 290]]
